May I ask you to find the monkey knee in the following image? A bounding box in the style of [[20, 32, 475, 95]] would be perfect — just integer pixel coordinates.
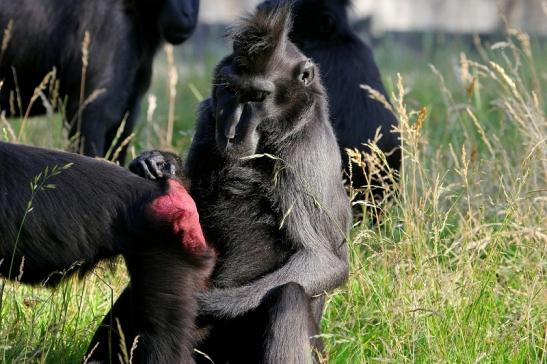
[[262, 283, 318, 364], [264, 282, 309, 313], [263, 283, 319, 338], [276, 282, 306, 299]]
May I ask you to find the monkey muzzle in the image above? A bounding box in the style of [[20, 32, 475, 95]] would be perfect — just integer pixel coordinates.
[[214, 79, 273, 153]]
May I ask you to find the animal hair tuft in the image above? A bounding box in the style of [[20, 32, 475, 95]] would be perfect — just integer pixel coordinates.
[[230, 2, 292, 69]]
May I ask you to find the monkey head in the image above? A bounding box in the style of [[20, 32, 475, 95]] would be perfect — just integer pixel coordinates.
[[211, 4, 326, 158], [158, 0, 200, 44]]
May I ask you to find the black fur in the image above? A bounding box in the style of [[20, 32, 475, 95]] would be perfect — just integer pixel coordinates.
[[0, 0, 199, 162], [259, 0, 400, 194], [0, 141, 213, 363], [102, 4, 352, 362]]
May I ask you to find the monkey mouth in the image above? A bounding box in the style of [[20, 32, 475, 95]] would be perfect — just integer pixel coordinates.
[[161, 23, 196, 44], [163, 29, 192, 44]]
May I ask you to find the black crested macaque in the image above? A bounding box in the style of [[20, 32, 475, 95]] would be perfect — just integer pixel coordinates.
[[92, 4, 352, 363], [259, 0, 400, 199], [0, 141, 214, 363], [0, 0, 199, 162]]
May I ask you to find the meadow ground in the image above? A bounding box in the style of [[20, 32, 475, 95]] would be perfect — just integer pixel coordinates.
[[0, 28, 545, 363]]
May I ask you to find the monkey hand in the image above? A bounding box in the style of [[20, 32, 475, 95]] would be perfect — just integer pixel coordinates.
[[129, 150, 181, 180]]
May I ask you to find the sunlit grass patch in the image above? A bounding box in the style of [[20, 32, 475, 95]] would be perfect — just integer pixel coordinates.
[[0, 26, 545, 363], [323, 29, 546, 363]]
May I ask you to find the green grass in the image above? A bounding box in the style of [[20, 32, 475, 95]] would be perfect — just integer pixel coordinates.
[[1, 30, 546, 363]]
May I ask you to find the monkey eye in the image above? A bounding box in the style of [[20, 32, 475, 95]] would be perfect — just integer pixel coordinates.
[[297, 60, 315, 87], [227, 85, 238, 95], [247, 91, 269, 103], [240, 79, 274, 103], [319, 13, 336, 35]]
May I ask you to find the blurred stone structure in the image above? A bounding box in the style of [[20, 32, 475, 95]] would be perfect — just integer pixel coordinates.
[[200, 0, 547, 34], [362, 0, 547, 34], [200, 0, 259, 23]]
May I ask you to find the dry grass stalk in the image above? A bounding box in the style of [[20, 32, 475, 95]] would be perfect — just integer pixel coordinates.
[[0, 19, 13, 64], [165, 44, 178, 147], [17, 69, 57, 141], [77, 31, 91, 137]]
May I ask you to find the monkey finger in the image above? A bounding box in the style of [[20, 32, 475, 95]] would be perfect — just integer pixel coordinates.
[[169, 163, 177, 176], [137, 160, 157, 180], [145, 159, 164, 179]]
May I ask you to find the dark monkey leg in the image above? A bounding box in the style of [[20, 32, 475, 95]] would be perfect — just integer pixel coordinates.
[[262, 283, 323, 364], [195, 283, 323, 364]]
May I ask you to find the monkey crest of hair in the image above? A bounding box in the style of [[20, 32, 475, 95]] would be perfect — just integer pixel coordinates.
[[146, 179, 207, 252], [231, 4, 291, 70]]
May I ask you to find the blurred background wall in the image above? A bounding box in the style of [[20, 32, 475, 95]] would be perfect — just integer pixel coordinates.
[[200, 0, 547, 34]]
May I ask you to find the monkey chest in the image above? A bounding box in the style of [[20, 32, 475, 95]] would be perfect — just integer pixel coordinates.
[[198, 166, 290, 287]]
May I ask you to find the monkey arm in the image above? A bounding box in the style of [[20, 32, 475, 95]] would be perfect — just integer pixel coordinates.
[[198, 245, 348, 318], [199, 169, 350, 319], [129, 150, 183, 180], [198, 131, 352, 319]]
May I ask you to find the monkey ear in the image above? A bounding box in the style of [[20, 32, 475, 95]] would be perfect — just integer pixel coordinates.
[[297, 60, 315, 87]]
